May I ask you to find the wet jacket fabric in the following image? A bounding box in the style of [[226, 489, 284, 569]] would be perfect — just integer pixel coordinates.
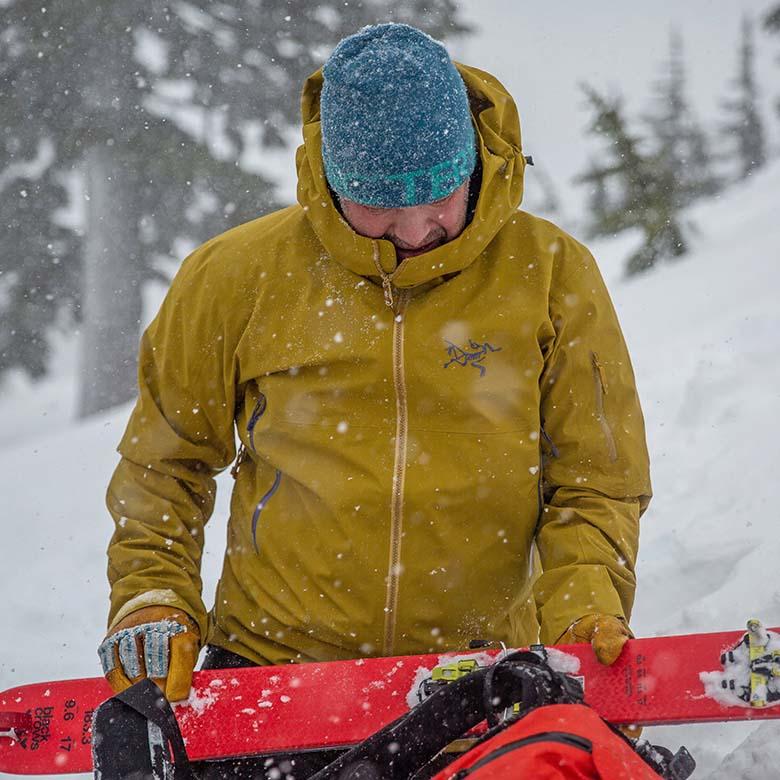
[[106, 63, 652, 665]]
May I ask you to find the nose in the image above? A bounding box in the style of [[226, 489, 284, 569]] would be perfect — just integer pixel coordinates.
[[393, 210, 437, 249]]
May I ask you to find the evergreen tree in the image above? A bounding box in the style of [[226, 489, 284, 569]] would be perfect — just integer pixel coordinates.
[[764, 4, 780, 119], [0, 168, 80, 378], [577, 31, 728, 276], [577, 86, 687, 276], [720, 16, 766, 180], [643, 30, 720, 207], [1, 3, 280, 415], [0, 1, 469, 415]]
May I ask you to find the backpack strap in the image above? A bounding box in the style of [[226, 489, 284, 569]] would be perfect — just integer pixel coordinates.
[[92, 679, 195, 780], [482, 651, 584, 727]]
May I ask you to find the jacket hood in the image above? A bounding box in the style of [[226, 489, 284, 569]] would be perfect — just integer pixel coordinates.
[[296, 62, 526, 288]]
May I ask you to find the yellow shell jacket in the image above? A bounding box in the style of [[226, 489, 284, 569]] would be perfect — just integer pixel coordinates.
[[106, 63, 652, 665]]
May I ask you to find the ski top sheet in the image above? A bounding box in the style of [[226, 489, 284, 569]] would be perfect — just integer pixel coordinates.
[[2, 625, 779, 776]]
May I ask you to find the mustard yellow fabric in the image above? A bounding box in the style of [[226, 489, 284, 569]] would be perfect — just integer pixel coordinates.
[[106, 63, 652, 665]]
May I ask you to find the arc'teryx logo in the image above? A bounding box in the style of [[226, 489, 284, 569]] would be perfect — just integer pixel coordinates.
[[443, 339, 502, 378]]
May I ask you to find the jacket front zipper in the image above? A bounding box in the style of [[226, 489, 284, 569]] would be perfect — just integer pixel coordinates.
[[383, 286, 410, 655]]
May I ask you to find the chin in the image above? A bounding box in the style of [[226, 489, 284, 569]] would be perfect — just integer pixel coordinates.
[[398, 240, 443, 259]]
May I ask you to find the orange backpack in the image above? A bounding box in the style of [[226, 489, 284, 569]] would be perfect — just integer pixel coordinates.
[[430, 704, 667, 779]]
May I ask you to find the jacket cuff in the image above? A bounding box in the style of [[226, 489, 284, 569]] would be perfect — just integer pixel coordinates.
[[108, 588, 207, 645], [534, 564, 628, 646]]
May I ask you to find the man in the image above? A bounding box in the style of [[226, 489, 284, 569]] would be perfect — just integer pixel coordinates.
[[99, 23, 651, 718]]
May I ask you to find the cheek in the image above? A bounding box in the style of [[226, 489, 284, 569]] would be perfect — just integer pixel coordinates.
[[439, 201, 468, 234], [343, 208, 391, 238]]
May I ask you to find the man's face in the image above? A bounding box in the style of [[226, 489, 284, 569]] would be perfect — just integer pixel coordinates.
[[339, 181, 470, 261]]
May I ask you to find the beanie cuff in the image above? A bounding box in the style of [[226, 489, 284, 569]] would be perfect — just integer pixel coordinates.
[[326, 141, 476, 208]]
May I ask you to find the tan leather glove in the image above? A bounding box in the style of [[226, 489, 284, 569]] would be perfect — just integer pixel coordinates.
[[557, 613, 640, 739], [557, 613, 631, 666], [98, 605, 200, 701]]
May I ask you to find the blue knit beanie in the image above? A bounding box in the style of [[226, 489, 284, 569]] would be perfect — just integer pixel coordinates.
[[320, 23, 476, 208]]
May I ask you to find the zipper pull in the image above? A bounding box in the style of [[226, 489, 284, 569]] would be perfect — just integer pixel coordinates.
[[372, 243, 396, 309], [381, 276, 395, 309], [231, 444, 248, 479]]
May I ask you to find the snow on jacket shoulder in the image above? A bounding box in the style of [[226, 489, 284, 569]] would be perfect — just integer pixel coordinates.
[[105, 63, 651, 663]]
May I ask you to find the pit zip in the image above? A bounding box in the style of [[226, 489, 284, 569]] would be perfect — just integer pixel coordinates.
[[373, 245, 410, 656], [536, 425, 559, 525], [230, 394, 267, 479], [591, 351, 618, 463], [234, 393, 282, 554]]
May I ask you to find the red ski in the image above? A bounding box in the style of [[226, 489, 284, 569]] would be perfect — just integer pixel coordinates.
[[2, 622, 779, 775]]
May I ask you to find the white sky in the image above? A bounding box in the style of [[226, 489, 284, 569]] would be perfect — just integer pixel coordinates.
[[458, 0, 780, 222]]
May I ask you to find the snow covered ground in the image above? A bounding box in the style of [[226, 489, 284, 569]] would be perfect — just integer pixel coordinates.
[[1, 161, 779, 777]]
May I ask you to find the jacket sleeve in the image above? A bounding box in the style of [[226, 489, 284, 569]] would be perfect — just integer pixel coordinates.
[[533, 235, 652, 646], [105, 243, 247, 641]]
